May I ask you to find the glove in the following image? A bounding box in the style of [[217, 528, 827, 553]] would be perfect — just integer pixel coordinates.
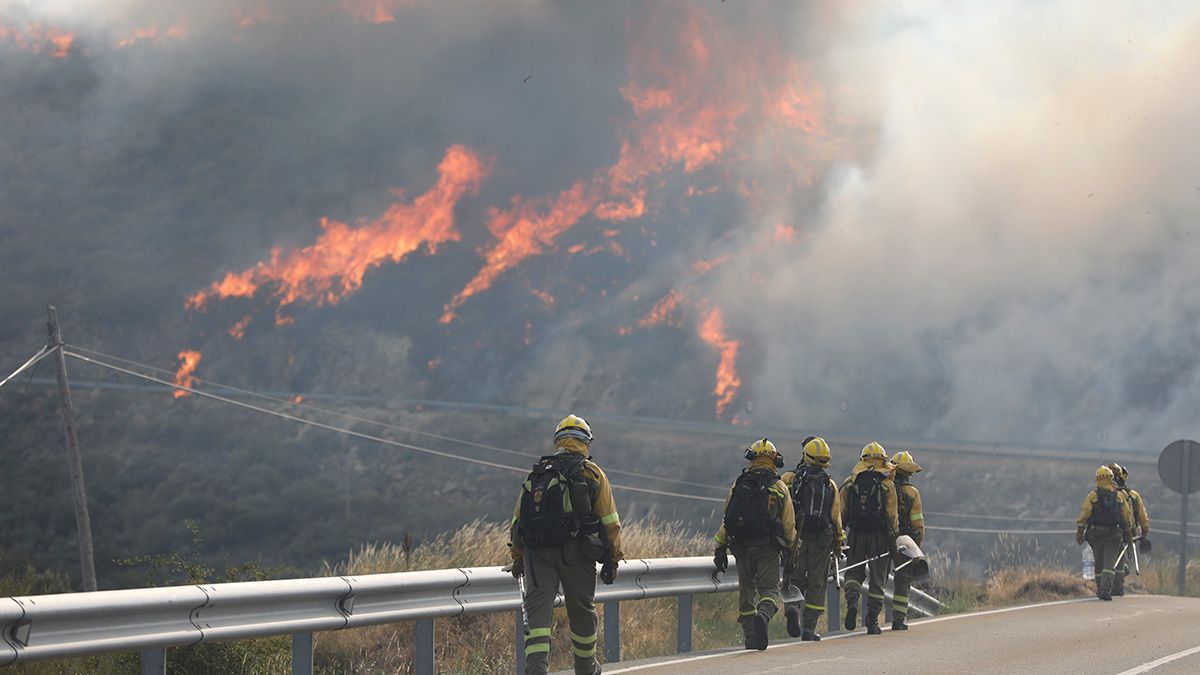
[[600, 561, 617, 585], [507, 561, 524, 580], [713, 546, 729, 573], [1139, 537, 1152, 553], [1076, 527, 1086, 546]]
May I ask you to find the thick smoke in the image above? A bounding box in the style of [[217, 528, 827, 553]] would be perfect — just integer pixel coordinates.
[[3, 0, 1198, 452], [742, 1, 1200, 449]]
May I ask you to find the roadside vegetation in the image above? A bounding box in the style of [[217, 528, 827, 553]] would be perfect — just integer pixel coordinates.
[[7, 522, 1200, 673]]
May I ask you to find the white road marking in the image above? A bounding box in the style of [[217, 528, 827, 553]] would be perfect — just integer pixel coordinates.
[[604, 597, 1095, 673], [1114, 644, 1200, 674]]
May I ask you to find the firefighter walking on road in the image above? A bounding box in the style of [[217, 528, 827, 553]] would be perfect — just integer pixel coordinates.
[[509, 415, 623, 675], [1076, 465, 1133, 601], [1108, 462, 1150, 597], [713, 438, 797, 650], [889, 451, 924, 631], [840, 442, 899, 635], [780, 437, 844, 641]]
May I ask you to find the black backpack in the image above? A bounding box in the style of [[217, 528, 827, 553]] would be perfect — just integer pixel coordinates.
[[846, 470, 887, 532], [1089, 488, 1120, 527], [790, 465, 835, 535], [724, 469, 783, 541], [516, 454, 592, 548]]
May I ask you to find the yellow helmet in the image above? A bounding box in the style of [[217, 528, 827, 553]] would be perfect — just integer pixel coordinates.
[[803, 437, 832, 466], [891, 450, 922, 474], [860, 441, 887, 460], [1095, 465, 1114, 482], [745, 438, 784, 467], [1107, 463, 1128, 483], [555, 414, 593, 444]]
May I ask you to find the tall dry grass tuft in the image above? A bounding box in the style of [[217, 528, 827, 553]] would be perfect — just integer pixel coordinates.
[[313, 519, 734, 674]]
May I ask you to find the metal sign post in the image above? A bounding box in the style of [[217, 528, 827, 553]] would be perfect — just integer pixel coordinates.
[[1180, 441, 1189, 596], [1157, 439, 1200, 596]]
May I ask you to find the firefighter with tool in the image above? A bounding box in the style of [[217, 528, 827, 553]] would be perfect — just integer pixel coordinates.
[[1076, 465, 1133, 601], [1108, 462, 1151, 596], [889, 450, 924, 631], [780, 436, 844, 641], [508, 414, 623, 675], [839, 442, 900, 635], [712, 438, 797, 650]]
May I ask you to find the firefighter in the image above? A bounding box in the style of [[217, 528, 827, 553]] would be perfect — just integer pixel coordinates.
[[509, 414, 623, 675], [840, 442, 899, 635], [781, 437, 844, 641], [713, 438, 797, 650], [1076, 465, 1133, 601], [889, 450, 924, 631], [1108, 462, 1151, 596]]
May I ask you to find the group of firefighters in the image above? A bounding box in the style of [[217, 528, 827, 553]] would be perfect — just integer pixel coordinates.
[[506, 413, 1151, 675]]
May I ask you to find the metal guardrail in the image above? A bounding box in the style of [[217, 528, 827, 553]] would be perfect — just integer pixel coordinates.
[[0, 556, 938, 673]]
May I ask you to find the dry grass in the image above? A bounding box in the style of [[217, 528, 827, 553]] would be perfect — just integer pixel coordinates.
[[313, 519, 730, 674]]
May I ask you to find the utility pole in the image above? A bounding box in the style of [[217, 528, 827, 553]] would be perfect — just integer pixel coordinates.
[[46, 305, 97, 592]]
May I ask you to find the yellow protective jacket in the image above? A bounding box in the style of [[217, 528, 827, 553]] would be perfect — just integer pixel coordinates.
[[780, 466, 845, 543], [1121, 487, 1151, 535], [895, 477, 925, 545], [1076, 477, 1133, 537], [509, 439, 624, 564], [713, 456, 797, 550], [840, 459, 900, 538]]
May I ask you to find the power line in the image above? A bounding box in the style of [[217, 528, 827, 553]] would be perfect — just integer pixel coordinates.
[[66, 346, 728, 493], [0, 345, 51, 392], [925, 525, 1075, 535], [62, 350, 723, 505]]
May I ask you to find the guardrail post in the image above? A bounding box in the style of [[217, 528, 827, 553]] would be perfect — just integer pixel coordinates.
[[676, 594, 693, 653], [292, 632, 313, 675], [141, 648, 166, 675], [826, 582, 839, 634], [603, 601, 620, 664], [515, 608, 526, 674], [415, 619, 435, 675]]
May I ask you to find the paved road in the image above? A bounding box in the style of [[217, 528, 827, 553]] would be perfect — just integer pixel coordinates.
[[594, 596, 1200, 674]]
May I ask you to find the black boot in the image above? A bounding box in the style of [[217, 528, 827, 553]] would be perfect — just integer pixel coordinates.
[[739, 617, 755, 650], [844, 604, 857, 631], [892, 616, 908, 631], [785, 606, 802, 638], [751, 602, 772, 651], [801, 629, 821, 641], [865, 619, 882, 635]]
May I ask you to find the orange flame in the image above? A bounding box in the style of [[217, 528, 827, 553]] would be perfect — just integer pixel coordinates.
[[339, 0, 414, 24], [115, 25, 186, 48], [172, 350, 202, 398], [228, 315, 252, 339], [1, 23, 75, 58], [442, 4, 758, 321], [639, 289, 684, 328], [529, 287, 555, 310], [697, 307, 741, 418], [189, 145, 490, 324]]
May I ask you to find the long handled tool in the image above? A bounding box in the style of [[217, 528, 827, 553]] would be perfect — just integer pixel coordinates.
[[517, 573, 530, 635], [1113, 544, 1129, 570], [837, 552, 890, 575]]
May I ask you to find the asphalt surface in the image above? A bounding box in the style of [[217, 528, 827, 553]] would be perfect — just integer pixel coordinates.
[[587, 595, 1200, 674]]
